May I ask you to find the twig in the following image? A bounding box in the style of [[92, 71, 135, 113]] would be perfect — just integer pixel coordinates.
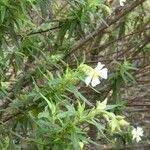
[[64, 0, 146, 60], [86, 26, 150, 54], [27, 25, 61, 36]]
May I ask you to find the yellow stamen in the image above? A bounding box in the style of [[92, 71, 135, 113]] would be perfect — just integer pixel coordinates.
[[92, 71, 98, 78]]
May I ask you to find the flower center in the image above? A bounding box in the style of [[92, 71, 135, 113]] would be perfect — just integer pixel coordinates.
[[92, 71, 98, 78]]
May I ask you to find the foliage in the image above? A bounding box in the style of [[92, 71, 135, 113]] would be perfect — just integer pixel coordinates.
[[0, 0, 149, 149]]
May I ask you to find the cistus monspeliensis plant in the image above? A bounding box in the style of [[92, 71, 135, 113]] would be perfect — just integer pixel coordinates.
[[0, 0, 149, 149]]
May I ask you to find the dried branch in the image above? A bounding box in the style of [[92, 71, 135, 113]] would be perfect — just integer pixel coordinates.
[[64, 0, 146, 60]]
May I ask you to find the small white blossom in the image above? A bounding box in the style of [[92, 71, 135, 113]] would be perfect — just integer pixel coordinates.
[[85, 62, 108, 87], [132, 127, 143, 143], [119, 0, 126, 6]]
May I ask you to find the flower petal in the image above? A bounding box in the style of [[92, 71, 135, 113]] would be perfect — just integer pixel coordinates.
[[137, 127, 143, 132], [137, 127, 144, 136], [85, 75, 92, 86], [132, 128, 136, 135], [139, 131, 144, 136], [99, 68, 108, 79], [132, 134, 136, 140], [91, 77, 100, 87], [136, 136, 141, 143], [95, 62, 105, 71], [119, 0, 124, 6]]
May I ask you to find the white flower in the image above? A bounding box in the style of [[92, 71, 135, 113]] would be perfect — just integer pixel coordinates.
[[85, 62, 108, 87], [132, 127, 143, 143], [119, 0, 126, 6]]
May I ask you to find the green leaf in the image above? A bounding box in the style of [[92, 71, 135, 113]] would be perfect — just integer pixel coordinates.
[[67, 85, 93, 106], [40, 93, 56, 115], [71, 131, 80, 150]]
